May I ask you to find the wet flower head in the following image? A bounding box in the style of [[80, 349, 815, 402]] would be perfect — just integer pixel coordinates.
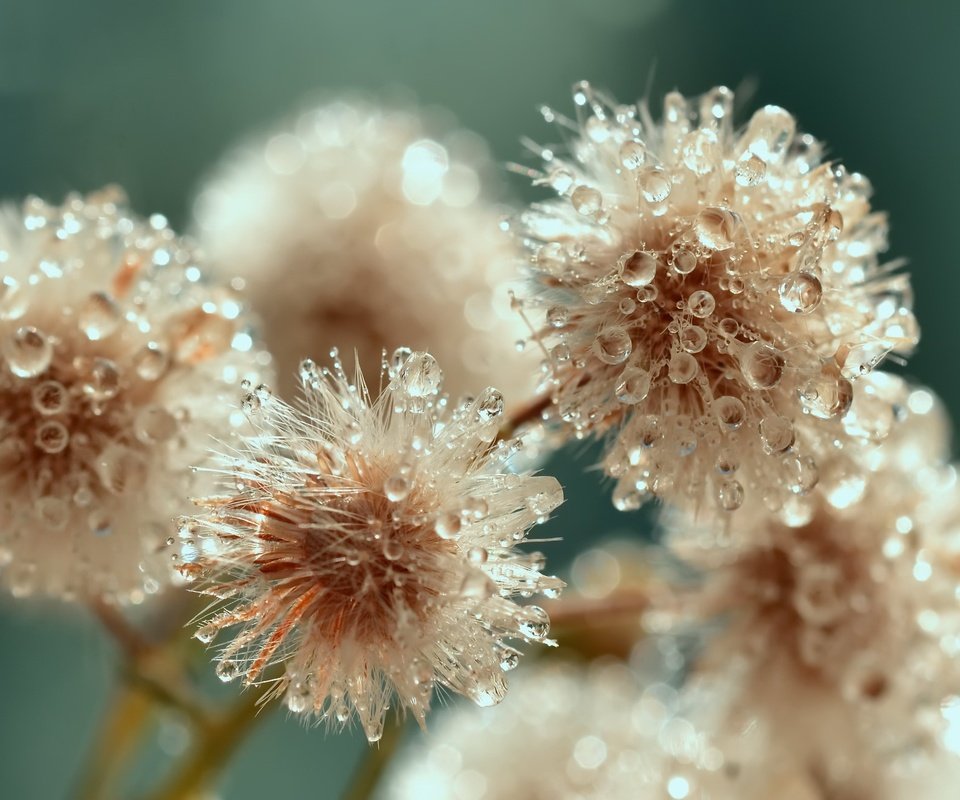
[[195, 100, 536, 403], [516, 82, 918, 514], [183, 349, 563, 742], [0, 188, 266, 602]]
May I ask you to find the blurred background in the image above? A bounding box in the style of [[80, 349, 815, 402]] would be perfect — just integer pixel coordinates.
[[1, 0, 958, 797]]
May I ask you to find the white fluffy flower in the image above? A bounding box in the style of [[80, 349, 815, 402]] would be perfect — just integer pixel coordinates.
[[194, 101, 537, 404], [0, 188, 267, 603], [181, 349, 563, 742], [514, 82, 917, 514]]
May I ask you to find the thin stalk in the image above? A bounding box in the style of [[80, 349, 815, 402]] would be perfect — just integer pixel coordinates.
[[341, 717, 407, 800]]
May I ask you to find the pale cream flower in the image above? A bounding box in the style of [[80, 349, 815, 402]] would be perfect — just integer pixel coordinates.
[[181, 350, 563, 742], [0, 188, 267, 603], [194, 101, 537, 404], [514, 82, 917, 514]]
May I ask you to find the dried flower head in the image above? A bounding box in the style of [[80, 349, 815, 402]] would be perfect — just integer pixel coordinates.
[[515, 82, 917, 513], [651, 379, 960, 794], [194, 101, 536, 403], [182, 350, 563, 742], [0, 188, 266, 603]]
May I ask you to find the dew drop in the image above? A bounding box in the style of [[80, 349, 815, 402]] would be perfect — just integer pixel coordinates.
[[398, 352, 442, 397], [464, 497, 489, 520], [694, 208, 739, 251], [640, 168, 671, 203], [592, 327, 632, 365], [619, 140, 646, 170], [0, 276, 28, 320], [779, 272, 822, 314], [571, 185, 602, 215], [759, 415, 795, 454], [734, 154, 767, 187], [687, 290, 716, 319], [615, 367, 651, 405], [195, 624, 218, 644], [35, 420, 69, 454], [216, 660, 240, 683], [382, 538, 403, 561], [476, 388, 504, 422], [384, 474, 411, 502], [717, 479, 744, 510], [499, 649, 520, 672], [135, 405, 178, 444], [468, 546, 488, 565], [78, 292, 121, 340], [740, 341, 785, 390], [435, 511, 462, 539], [618, 250, 657, 287], [82, 358, 121, 401], [469, 675, 507, 708], [679, 325, 707, 353], [669, 352, 698, 384], [517, 605, 550, 640], [134, 342, 169, 381], [741, 105, 795, 161], [3, 326, 53, 378], [672, 249, 697, 275], [460, 569, 494, 600], [546, 306, 569, 328], [32, 380, 68, 415], [618, 297, 636, 315], [714, 396, 746, 430], [801, 368, 853, 419], [784, 454, 819, 494]]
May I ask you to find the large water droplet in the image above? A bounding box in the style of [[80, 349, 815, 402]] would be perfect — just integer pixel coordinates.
[[3, 326, 53, 378], [741, 342, 785, 390], [734, 154, 767, 187], [593, 327, 632, 365], [571, 185, 602, 215], [618, 250, 657, 287], [78, 292, 121, 340], [135, 405, 178, 444], [694, 208, 739, 251], [398, 352, 442, 397], [35, 420, 69, 454], [459, 569, 494, 601], [741, 105, 795, 161], [672, 249, 697, 275], [687, 290, 716, 319], [32, 380, 68, 416], [435, 511, 461, 539], [615, 367, 651, 404], [679, 325, 707, 353], [216, 659, 241, 683], [619, 140, 646, 170], [476, 388, 504, 422], [717, 479, 744, 510], [134, 342, 169, 381], [82, 357, 121, 401], [779, 272, 822, 314], [669, 352, 698, 384], [801, 368, 853, 419], [640, 168, 672, 203], [384, 474, 411, 502], [759, 415, 795, 454], [517, 605, 550, 640], [546, 306, 569, 328], [714, 396, 746, 430]]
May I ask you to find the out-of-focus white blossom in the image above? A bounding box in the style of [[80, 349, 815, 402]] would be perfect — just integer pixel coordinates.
[[513, 82, 917, 514], [194, 101, 537, 404], [181, 350, 563, 742], [0, 188, 267, 603]]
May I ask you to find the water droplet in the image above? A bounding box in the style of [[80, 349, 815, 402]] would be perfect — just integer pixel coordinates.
[[571, 185, 602, 215], [687, 290, 716, 319], [734, 154, 767, 187], [717, 479, 744, 510], [382, 538, 403, 561], [469, 675, 507, 707], [78, 292, 121, 340], [672, 249, 697, 275], [593, 327, 632, 365], [615, 367, 651, 404], [714, 396, 746, 430], [195, 623, 218, 644], [3, 326, 53, 378], [784, 454, 819, 494], [216, 659, 240, 683], [741, 105, 795, 161], [384, 474, 411, 502], [679, 325, 707, 353], [669, 352, 698, 384], [467, 546, 488, 565], [398, 352, 442, 397], [476, 388, 504, 421], [801, 368, 853, 419], [82, 357, 121, 401], [740, 342, 785, 390], [695, 207, 739, 250], [464, 497, 488, 520], [546, 306, 569, 328], [618, 250, 658, 287], [779, 272, 822, 314], [435, 511, 461, 539], [460, 569, 494, 600], [499, 649, 520, 672], [0, 276, 28, 320], [32, 380, 68, 416], [640, 168, 671, 203], [759, 415, 795, 453], [517, 605, 550, 640], [35, 420, 69, 453], [135, 405, 178, 444], [618, 297, 636, 315], [97, 444, 145, 495], [134, 342, 169, 381], [682, 128, 720, 175]]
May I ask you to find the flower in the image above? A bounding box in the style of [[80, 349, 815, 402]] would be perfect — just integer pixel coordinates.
[[650, 378, 960, 795], [514, 82, 918, 513], [0, 188, 267, 603], [181, 349, 563, 742], [193, 101, 537, 404]]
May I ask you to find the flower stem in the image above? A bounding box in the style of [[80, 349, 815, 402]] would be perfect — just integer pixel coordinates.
[[341, 717, 407, 800], [496, 393, 552, 443]]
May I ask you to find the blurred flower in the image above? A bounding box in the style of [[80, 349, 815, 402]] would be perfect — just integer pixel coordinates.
[[0, 188, 266, 603], [514, 81, 917, 513], [651, 378, 960, 796], [182, 349, 563, 742], [194, 100, 537, 404]]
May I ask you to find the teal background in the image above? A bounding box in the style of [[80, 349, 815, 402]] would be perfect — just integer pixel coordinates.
[[1, 1, 958, 797]]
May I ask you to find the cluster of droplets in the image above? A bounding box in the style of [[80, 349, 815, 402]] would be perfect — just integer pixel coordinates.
[[515, 82, 917, 515], [194, 100, 537, 403], [0, 188, 266, 602], [182, 348, 563, 741], [647, 377, 960, 796]]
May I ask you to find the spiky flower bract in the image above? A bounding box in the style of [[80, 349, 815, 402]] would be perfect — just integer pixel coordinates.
[[515, 82, 917, 514], [650, 378, 960, 796], [0, 188, 267, 603], [194, 100, 537, 404], [182, 350, 564, 742]]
